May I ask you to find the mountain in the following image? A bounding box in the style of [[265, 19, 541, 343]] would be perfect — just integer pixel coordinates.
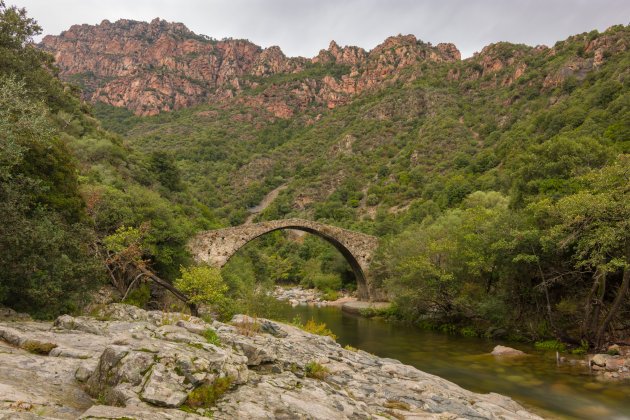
[[46, 21, 627, 230], [40, 18, 460, 116]]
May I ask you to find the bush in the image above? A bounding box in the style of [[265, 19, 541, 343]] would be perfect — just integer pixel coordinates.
[[122, 283, 151, 308], [296, 318, 337, 340], [174, 265, 227, 305], [322, 289, 339, 301], [233, 318, 261, 337], [202, 328, 221, 346]]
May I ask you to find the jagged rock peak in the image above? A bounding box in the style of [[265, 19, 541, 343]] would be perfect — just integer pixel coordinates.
[[39, 19, 462, 116]]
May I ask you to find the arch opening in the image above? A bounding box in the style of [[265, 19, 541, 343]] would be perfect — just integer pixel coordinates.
[[221, 226, 368, 299]]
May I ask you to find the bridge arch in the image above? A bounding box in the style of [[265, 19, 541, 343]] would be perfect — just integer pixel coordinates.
[[188, 219, 379, 300]]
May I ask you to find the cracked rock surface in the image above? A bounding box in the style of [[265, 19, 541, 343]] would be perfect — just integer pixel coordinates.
[[0, 304, 542, 419]]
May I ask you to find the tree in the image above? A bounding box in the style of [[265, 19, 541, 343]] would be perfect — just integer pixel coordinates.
[[540, 155, 630, 348], [150, 151, 183, 191], [174, 265, 228, 306], [0, 76, 102, 317]]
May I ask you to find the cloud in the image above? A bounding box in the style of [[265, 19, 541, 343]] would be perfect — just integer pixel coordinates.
[[15, 0, 630, 58]]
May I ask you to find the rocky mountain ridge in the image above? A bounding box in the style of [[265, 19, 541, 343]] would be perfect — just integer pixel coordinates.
[[40, 18, 460, 116]]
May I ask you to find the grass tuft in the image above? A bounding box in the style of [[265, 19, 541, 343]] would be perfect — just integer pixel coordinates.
[[304, 361, 329, 380], [186, 377, 233, 408]]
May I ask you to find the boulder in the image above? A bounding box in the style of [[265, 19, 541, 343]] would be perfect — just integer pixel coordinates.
[[491, 345, 526, 357], [591, 353, 613, 367], [53, 314, 104, 335], [0, 305, 31, 321], [234, 340, 277, 366], [140, 364, 189, 408]]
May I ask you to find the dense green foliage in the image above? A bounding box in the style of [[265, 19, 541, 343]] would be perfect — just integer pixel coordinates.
[[0, 3, 218, 317], [0, 3, 101, 317]]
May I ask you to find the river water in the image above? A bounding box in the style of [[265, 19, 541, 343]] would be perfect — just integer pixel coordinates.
[[275, 304, 630, 420]]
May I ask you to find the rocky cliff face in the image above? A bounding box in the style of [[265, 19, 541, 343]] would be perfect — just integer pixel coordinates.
[[40, 19, 460, 116], [0, 304, 543, 419]]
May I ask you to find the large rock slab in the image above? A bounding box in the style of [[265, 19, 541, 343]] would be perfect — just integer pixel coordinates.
[[0, 304, 543, 419]]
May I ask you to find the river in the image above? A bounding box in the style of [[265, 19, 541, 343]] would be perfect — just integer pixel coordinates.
[[275, 303, 630, 420]]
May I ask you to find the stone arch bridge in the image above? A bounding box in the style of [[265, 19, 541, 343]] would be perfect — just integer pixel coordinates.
[[188, 219, 380, 300]]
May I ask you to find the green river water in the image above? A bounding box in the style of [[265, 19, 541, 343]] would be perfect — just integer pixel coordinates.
[[277, 304, 630, 420]]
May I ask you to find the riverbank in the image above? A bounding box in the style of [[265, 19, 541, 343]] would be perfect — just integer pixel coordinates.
[[270, 287, 630, 383], [0, 304, 543, 419], [278, 303, 630, 419], [272, 285, 358, 307]]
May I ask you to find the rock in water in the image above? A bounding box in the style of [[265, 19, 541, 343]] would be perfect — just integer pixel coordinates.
[[491, 345, 527, 357]]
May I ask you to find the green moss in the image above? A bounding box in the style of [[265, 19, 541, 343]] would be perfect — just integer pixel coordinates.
[[21, 340, 57, 355]]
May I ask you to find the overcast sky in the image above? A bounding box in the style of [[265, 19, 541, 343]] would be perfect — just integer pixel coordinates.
[[15, 0, 630, 58]]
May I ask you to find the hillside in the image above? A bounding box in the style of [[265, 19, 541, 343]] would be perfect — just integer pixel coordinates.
[[44, 21, 627, 233]]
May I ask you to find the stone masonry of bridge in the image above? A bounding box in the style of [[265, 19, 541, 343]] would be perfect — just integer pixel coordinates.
[[188, 219, 380, 300]]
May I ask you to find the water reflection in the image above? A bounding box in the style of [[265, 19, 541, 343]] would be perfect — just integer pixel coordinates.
[[277, 304, 630, 420]]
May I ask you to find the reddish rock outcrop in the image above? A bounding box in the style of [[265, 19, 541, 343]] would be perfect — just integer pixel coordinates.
[[40, 19, 461, 116]]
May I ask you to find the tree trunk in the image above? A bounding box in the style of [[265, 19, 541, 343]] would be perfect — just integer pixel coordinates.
[[584, 268, 606, 344], [595, 243, 630, 349], [135, 265, 198, 316]]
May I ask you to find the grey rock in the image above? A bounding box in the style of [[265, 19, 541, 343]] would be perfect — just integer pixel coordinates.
[[591, 353, 613, 367], [0, 304, 543, 419], [53, 314, 104, 335], [234, 340, 277, 366], [140, 364, 189, 408]]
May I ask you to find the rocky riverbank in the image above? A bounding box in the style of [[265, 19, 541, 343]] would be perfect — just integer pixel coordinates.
[[0, 304, 544, 419], [272, 286, 356, 306]]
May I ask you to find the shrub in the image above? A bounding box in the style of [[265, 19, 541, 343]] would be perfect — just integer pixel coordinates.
[[233, 318, 261, 337], [174, 265, 228, 305], [322, 289, 339, 301], [122, 283, 151, 308], [459, 327, 479, 337], [297, 318, 337, 340], [534, 339, 567, 352]]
